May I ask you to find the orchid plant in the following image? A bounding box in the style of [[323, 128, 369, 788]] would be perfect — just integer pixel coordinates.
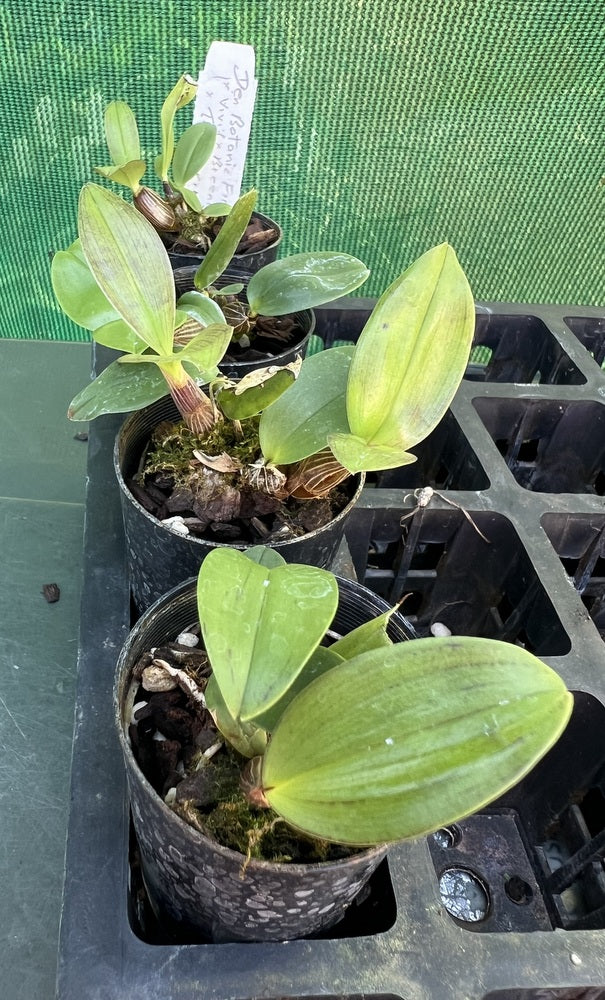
[[94, 74, 238, 248], [52, 178, 477, 507], [155, 544, 572, 846], [51, 183, 368, 434]]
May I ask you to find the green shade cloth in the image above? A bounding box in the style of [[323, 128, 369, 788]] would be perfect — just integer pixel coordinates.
[[1, 0, 603, 342]]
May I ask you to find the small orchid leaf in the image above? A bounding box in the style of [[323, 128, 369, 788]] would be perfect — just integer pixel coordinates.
[[204, 202, 232, 217], [246, 253, 370, 317], [254, 645, 343, 733], [51, 240, 120, 331], [329, 607, 397, 659], [193, 188, 257, 291], [176, 184, 203, 213], [217, 282, 244, 295], [217, 366, 298, 421], [92, 318, 148, 354], [328, 432, 417, 473], [67, 359, 168, 420], [259, 345, 354, 465], [244, 546, 287, 568], [175, 322, 234, 369], [104, 100, 141, 165], [197, 548, 339, 723], [157, 74, 198, 181], [177, 290, 226, 327], [78, 184, 175, 356], [172, 122, 217, 186], [204, 675, 268, 758], [263, 636, 573, 845], [93, 160, 147, 192], [346, 243, 475, 453]]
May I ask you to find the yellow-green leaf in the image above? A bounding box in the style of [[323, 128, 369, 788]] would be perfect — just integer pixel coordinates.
[[104, 100, 141, 165], [67, 359, 168, 420], [51, 240, 120, 331], [194, 188, 257, 291], [247, 252, 370, 317], [346, 243, 475, 452], [157, 74, 197, 181], [93, 160, 146, 193], [78, 183, 175, 356], [263, 636, 572, 845], [328, 432, 417, 473], [259, 346, 354, 465], [172, 122, 216, 186], [197, 548, 338, 723]]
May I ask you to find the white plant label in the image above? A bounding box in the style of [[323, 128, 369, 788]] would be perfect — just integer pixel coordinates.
[[189, 41, 257, 208]]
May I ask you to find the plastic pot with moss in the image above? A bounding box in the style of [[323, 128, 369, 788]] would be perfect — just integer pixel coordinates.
[[115, 545, 572, 942]]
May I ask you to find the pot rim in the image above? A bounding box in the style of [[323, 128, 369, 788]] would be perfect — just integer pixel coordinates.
[[114, 573, 393, 875], [167, 209, 283, 261], [113, 401, 365, 553]]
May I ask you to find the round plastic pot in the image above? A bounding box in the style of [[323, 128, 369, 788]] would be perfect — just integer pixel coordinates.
[[173, 274, 314, 380], [114, 396, 365, 611], [115, 575, 412, 943], [166, 210, 282, 273]]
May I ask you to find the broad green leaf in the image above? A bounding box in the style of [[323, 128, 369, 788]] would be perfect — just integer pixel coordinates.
[[346, 243, 475, 452], [172, 122, 216, 186], [263, 637, 572, 845], [51, 240, 120, 331], [93, 160, 146, 192], [177, 290, 226, 327], [92, 318, 147, 353], [194, 188, 257, 291], [259, 345, 353, 465], [328, 432, 417, 473], [244, 546, 286, 568], [204, 202, 232, 217], [104, 101, 141, 165], [197, 548, 338, 722], [78, 183, 175, 356], [217, 367, 297, 421], [157, 74, 198, 180], [254, 645, 343, 733], [246, 252, 370, 317], [329, 607, 397, 659], [67, 359, 168, 420], [204, 675, 268, 758]]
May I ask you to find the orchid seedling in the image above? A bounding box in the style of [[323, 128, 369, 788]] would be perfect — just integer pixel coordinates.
[[94, 75, 237, 247], [144, 544, 572, 846], [52, 183, 369, 436]]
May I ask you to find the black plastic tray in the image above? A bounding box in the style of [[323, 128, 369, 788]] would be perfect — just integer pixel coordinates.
[[57, 301, 605, 999]]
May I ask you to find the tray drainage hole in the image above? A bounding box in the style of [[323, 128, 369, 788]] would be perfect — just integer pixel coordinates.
[[504, 875, 533, 905], [432, 825, 462, 849], [438, 868, 489, 922]]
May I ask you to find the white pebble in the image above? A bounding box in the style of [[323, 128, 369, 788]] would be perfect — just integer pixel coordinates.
[[164, 516, 189, 535], [176, 631, 199, 647], [164, 787, 177, 805], [431, 622, 452, 637]]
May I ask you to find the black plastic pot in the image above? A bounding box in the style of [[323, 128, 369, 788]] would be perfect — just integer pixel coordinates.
[[166, 210, 282, 273], [173, 268, 314, 379], [115, 575, 412, 943], [114, 393, 364, 610]]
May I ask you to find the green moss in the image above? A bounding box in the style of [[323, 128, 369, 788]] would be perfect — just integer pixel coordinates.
[[143, 418, 262, 485], [175, 745, 353, 864]]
